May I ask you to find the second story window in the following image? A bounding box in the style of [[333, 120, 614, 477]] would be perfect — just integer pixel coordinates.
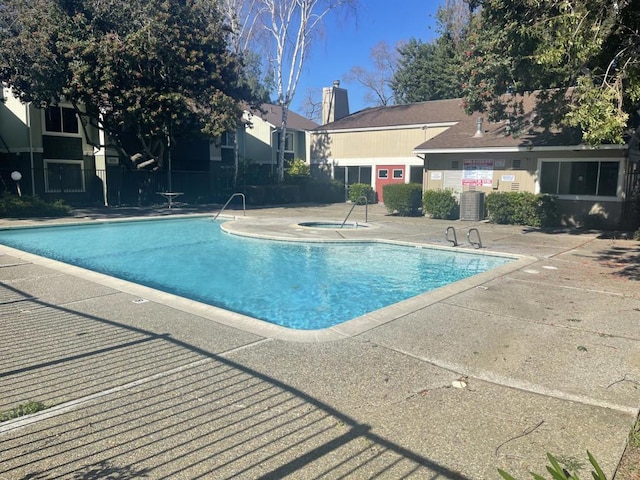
[[45, 107, 79, 134], [220, 132, 235, 165], [277, 132, 294, 152], [277, 131, 294, 162]]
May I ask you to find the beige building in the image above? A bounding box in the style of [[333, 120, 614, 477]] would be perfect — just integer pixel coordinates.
[[311, 81, 458, 202], [311, 84, 638, 226]]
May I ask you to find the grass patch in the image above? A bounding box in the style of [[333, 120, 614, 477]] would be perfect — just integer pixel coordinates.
[[630, 417, 640, 448], [0, 401, 48, 422]]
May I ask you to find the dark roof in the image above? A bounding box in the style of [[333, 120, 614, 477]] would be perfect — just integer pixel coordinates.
[[249, 104, 319, 131], [317, 98, 465, 130], [415, 92, 583, 151], [313, 91, 586, 150]]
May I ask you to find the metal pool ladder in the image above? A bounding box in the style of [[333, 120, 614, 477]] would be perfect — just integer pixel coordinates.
[[212, 193, 246, 221], [467, 228, 483, 248], [341, 196, 368, 227], [445, 226, 483, 248], [445, 226, 459, 246]]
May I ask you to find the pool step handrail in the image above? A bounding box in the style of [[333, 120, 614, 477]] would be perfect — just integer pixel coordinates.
[[467, 228, 483, 248], [341, 196, 368, 227], [445, 226, 459, 246], [212, 193, 246, 221]]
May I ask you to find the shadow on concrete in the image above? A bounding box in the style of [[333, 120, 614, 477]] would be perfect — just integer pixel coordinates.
[[0, 281, 469, 479], [592, 245, 640, 281]]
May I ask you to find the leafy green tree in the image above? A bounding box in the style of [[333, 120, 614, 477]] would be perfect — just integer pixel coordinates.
[[0, 0, 258, 166], [391, 1, 472, 103], [392, 37, 463, 103], [460, 0, 640, 145]]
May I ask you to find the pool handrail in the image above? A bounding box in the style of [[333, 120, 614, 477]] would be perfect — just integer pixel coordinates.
[[212, 193, 246, 221], [467, 228, 483, 248], [445, 226, 459, 246], [341, 196, 368, 227]]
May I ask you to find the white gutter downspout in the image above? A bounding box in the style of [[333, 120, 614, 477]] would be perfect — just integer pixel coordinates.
[[26, 102, 36, 196]]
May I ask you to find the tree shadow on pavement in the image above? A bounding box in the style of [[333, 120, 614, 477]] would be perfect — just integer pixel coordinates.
[[0, 281, 470, 480]]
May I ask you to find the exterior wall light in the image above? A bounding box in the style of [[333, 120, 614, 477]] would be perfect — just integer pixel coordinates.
[[11, 171, 22, 196]]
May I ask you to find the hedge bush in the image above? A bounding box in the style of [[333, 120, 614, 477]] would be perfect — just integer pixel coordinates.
[[382, 183, 423, 216], [348, 183, 375, 204], [0, 194, 71, 218], [240, 185, 301, 205], [485, 192, 559, 227], [301, 179, 345, 203], [423, 189, 458, 219]]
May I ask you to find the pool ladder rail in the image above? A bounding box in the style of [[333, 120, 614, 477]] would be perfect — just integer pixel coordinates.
[[445, 226, 483, 249], [341, 196, 369, 227], [212, 193, 246, 221]]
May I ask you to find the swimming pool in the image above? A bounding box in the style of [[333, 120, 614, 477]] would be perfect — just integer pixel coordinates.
[[0, 217, 512, 330]]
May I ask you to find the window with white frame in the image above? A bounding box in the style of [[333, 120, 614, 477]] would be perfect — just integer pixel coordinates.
[[393, 169, 404, 179], [220, 131, 235, 164], [277, 132, 294, 161], [539, 160, 619, 197], [44, 160, 85, 193], [44, 107, 79, 135]]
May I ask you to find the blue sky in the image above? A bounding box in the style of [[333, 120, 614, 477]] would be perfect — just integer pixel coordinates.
[[290, 0, 442, 116]]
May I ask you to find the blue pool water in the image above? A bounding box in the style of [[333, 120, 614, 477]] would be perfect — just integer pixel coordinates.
[[0, 218, 511, 330]]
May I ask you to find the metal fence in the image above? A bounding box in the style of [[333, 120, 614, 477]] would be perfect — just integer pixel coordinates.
[[622, 168, 640, 228], [0, 164, 294, 207]]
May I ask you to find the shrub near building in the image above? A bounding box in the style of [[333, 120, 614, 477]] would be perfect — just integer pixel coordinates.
[[382, 183, 423, 216], [423, 189, 458, 219], [486, 192, 559, 227], [348, 183, 375, 204], [0, 194, 71, 218]]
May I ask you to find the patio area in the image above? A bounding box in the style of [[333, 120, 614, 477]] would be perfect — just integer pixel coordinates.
[[0, 203, 639, 479]]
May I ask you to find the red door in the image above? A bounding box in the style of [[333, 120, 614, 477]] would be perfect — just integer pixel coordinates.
[[375, 165, 405, 202]]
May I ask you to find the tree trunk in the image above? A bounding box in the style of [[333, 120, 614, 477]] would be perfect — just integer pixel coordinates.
[[277, 105, 289, 183]]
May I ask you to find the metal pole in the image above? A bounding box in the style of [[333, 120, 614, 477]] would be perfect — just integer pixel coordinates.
[[167, 134, 172, 192]]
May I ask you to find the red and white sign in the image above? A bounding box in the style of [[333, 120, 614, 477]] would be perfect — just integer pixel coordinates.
[[462, 160, 494, 187]]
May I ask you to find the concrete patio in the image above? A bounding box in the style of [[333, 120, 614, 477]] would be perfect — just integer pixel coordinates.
[[0, 203, 638, 479]]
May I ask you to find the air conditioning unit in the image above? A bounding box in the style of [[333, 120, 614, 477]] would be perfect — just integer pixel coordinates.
[[460, 191, 485, 221]]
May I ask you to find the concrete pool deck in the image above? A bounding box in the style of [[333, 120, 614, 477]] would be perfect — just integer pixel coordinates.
[[0, 202, 638, 479]]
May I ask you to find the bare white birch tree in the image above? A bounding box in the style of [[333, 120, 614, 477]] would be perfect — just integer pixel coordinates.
[[220, 0, 266, 55], [250, 0, 358, 183]]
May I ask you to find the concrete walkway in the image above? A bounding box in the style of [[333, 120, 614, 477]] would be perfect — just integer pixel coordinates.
[[0, 203, 638, 479]]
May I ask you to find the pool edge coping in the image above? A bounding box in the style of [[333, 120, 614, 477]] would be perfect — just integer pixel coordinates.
[[0, 215, 538, 343]]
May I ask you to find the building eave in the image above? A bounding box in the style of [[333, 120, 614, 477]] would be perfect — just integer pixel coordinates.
[[315, 122, 458, 135], [413, 144, 628, 155]]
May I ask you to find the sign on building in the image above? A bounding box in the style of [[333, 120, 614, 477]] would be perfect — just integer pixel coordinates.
[[462, 160, 494, 187]]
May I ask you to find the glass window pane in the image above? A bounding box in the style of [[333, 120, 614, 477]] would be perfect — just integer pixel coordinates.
[[558, 162, 572, 194], [568, 162, 598, 195], [347, 166, 359, 185], [45, 107, 62, 132], [360, 167, 372, 184], [540, 162, 560, 194], [597, 162, 619, 196], [393, 169, 403, 179], [334, 166, 346, 183], [62, 164, 83, 191], [378, 169, 388, 179], [221, 132, 235, 147], [46, 164, 63, 191], [62, 108, 79, 133], [221, 148, 234, 164], [46, 162, 83, 192]]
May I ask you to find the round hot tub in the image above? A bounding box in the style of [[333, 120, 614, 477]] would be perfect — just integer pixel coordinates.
[[298, 221, 369, 229]]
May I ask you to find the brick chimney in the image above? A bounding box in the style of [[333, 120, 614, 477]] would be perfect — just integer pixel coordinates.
[[322, 80, 349, 124]]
